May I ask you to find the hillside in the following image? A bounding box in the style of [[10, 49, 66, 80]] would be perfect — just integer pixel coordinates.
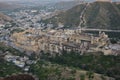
[[0, 42, 116, 80], [0, 74, 35, 80], [0, 13, 12, 23], [43, 2, 120, 30]]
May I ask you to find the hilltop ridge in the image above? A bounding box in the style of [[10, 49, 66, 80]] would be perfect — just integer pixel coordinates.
[[43, 2, 120, 30]]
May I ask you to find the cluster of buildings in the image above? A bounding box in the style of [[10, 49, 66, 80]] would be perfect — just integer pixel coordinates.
[[4, 52, 36, 71], [10, 28, 118, 55], [0, 9, 59, 45], [9, 9, 59, 29]]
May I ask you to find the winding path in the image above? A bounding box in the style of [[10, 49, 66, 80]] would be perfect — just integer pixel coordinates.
[[78, 3, 89, 29]]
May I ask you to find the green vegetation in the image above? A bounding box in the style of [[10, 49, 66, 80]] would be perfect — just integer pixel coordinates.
[[0, 43, 119, 80], [42, 4, 85, 28], [86, 1, 120, 30], [116, 3, 120, 10], [29, 60, 76, 80], [40, 51, 120, 80], [11, 28, 24, 34], [29, 60, 113, 80], [0, 42, 25, 56], [0, 43, 25, 77], [80, 74, 85, 80], [0, 59, 22, 77], [86, 71, 94, 80], [43, 2, 120, 29]]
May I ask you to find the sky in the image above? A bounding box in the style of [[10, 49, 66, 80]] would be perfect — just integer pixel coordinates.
[[0, 0, 73, 1], [0, 0, 87, 1], [0, 0, 119, 2]]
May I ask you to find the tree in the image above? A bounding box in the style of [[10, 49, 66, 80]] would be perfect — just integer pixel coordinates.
[[80, 74, 85, 80], [86, 71, 94, 80]]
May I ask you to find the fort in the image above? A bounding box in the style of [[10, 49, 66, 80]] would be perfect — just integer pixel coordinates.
[[10, 28, 114, 55]]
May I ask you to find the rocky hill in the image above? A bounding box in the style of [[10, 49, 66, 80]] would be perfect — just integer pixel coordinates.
[[0, 13, 12, 23], [43, 2, 120, 30]]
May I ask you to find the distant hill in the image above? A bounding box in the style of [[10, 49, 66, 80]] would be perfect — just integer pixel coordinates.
[[47, 1, 78, 10], [43, 2, 120, 30], [0, 2, 21, 11], [0, 13, 12, 23]]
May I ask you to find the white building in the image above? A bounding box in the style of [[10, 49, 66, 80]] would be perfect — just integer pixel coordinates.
[[13, 60, 25, 68]]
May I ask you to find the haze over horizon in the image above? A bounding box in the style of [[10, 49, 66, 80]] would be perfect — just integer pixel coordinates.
[[0, 0, 119, 2]]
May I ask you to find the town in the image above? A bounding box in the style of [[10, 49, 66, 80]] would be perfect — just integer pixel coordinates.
[[0, 0, 120, 80]]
